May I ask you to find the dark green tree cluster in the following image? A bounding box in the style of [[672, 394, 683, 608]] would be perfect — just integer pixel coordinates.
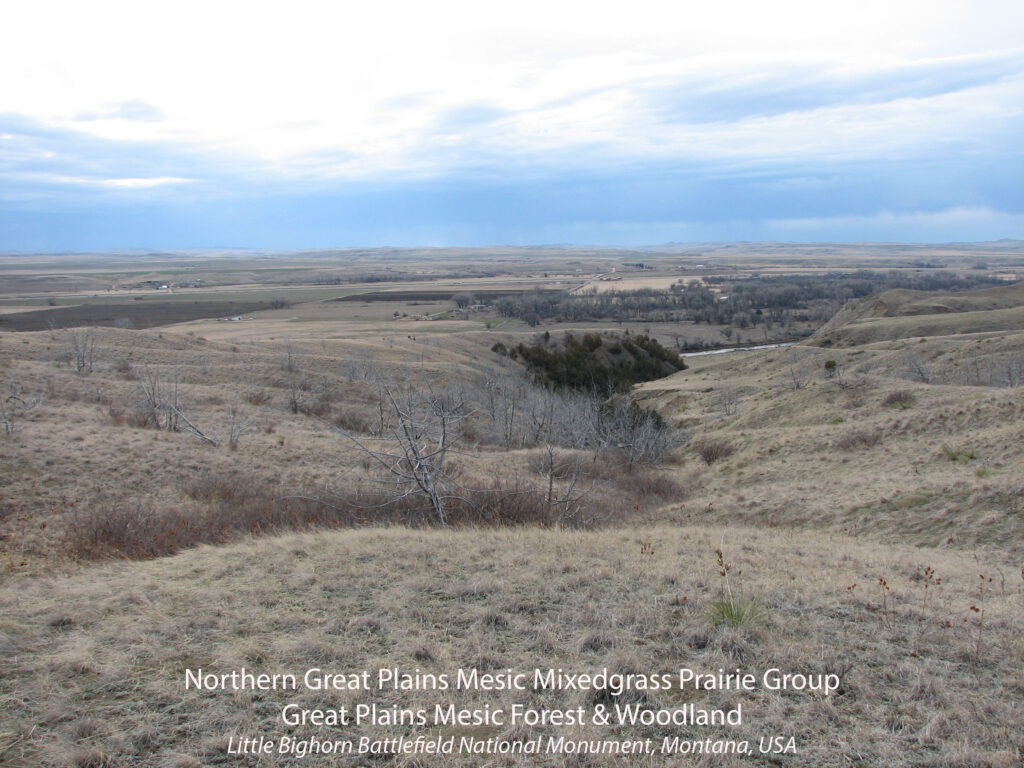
[[499, 331, 686, 392]]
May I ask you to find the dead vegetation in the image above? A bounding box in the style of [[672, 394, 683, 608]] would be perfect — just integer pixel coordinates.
[[2, 525, 1021, 767]]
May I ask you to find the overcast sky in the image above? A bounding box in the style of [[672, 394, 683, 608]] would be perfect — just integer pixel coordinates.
[[2, 0, 1023, 250]]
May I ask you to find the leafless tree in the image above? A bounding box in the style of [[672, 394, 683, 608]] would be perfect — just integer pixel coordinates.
[[902, 355, 932, 384], [133, 366, 219, 445], [484, 375, 528, 449], [595, 397, 685, 471], [786, 363, 809, 391], [717, 388, 739, 417], [336, 383, 471, 525], [63, 327, 97, 374], [280, 341, 302, 373], [536, 443, 600, 524], [1, 385, 43, 437], [227, 407, 256, 449]]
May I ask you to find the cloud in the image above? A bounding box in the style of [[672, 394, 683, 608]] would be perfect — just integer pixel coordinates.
[[73, 99, 165, 122], [644, 50, 1024, 125], [0, 113, 250, 202], [763, 207, 1024, 242], [3, 5, 1024, 249]]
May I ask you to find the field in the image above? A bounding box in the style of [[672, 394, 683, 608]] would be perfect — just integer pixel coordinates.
[[1, 244, 1024, 767]]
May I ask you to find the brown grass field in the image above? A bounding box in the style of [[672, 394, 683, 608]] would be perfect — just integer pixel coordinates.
[[1, 246, 1023, 767]]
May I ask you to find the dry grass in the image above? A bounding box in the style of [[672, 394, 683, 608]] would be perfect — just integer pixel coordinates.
[[1, 525, 1021, 767], [3, 282, 1024, 766], [632, 336, 1024, 555], [834, 428, 884, 451]]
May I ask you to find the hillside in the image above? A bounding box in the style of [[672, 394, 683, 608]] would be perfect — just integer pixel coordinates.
[[2, 294, 1024, 766], [810, 281, 1024, 346], [2, 525, 1021, 767], [634, 331, 1024, 554]]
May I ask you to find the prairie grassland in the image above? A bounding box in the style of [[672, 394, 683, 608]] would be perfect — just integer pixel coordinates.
[[635, 341, 1024, 557], [2, 271, 1024, 767], [1, 526, 1021, 767]]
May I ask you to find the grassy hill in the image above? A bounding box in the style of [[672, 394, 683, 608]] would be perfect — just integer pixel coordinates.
[[810, 281, 1024, 346], [2, 289, 1024, 766], [2, 525, 1021, 767], [634, 332, 1024, 554]]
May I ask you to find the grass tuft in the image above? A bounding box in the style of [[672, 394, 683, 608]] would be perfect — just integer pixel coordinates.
[[941, 444, 976, 463], [706, 595, 768, 628]]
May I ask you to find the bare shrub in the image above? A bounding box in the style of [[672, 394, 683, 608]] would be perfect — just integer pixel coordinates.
[[68, 474, 381, 559], [184, 472, 267, 504], [245, 389, 272, 406], [303, 396, 333, 419], [64, 495, 344, 559], [114, 358, 135, 379], [107, 404, 126, 426], [695, 440, 734, 465], [881, 390, 916, 409], [66, 505, 198, 559], [2, 386, 44, 437], [335, 408, 373, 434], [834, 429, 883, 451], [227, 408, 256, 450], [339, 478, 594, 528], [612, 468, 691, 501], [452, 481, 557, 527], [62, 327, 97, 374], [280, 341, 302, 373]]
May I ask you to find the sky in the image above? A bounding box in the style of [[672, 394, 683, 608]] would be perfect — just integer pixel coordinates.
[[2, 0, 1023, 250]]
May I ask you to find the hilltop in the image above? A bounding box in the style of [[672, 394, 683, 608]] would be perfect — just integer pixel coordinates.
[[810, 281, 1024, 346]]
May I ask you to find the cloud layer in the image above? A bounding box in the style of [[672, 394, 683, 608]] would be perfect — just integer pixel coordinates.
[[2, 1, 1023, 248]]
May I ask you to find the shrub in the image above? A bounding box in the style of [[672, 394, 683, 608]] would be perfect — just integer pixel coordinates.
[[107, 404, 126, 426], [183, 472, 267, 504], [245, 389, 272, 406], [882, 390, 916, 409], [695, 440, 734, 465], [514, 332, 685, 392], [611, 468, 690, 501], [335, 408, 374, 434], [65, 491, 352, 560], [834, 429, 882, 451]]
